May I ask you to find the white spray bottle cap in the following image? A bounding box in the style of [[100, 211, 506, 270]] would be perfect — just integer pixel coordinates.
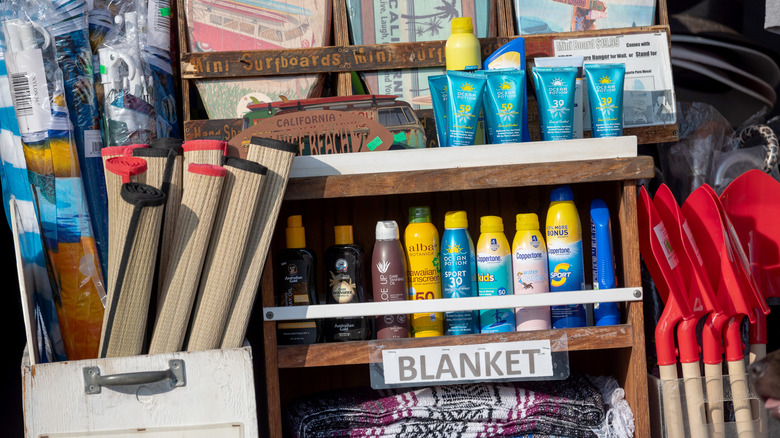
[[375, 220, 399, 240]]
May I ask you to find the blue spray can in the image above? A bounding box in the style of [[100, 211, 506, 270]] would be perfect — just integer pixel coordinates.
[[441, 211, 479, 335]]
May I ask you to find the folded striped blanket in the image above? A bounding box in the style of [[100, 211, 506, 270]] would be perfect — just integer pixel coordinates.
[[285, 373, 605, 438]]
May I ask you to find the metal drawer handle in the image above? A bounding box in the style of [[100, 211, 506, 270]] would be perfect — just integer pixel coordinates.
[[83, 359, 186, 394]]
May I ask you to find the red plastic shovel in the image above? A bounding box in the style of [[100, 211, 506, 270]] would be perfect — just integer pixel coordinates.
[[654, 184, 724, 438], [683, 184, 770, 438], [638, 186, 693, 438], [720, 169, 779, 364]]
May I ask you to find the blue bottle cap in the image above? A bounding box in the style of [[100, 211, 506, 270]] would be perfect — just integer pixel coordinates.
[[550, 185, 574, 202]]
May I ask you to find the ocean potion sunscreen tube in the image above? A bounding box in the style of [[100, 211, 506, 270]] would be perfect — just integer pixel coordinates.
[[428, 75, 449, 147], [484, 37, 530, 142], [590, 199, 621, 326], [446, 70, 486, 146], [477, 216, 515, 333], [584, 63, 625, 138], [482, 69, 526, 144], [441, 211, 479, 335], [534, 56, 584, 139], [532, 66, 577, 141], [405, 206, 443, 337], [512, 213, 551, 331], [546, 185, 586, 328]]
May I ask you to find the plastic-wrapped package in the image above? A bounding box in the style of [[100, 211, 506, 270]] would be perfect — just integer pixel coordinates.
[[49, 0, 109, 279], [143, 46, 179, 139], [657, 102, 738, 201], [0, 8, 64, 363], [0, 0, 105, 360], [96, 0, 156, 146]]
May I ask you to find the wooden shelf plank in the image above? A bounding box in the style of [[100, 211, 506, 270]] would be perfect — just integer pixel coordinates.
[[181, 25, 669, 79], [283, 156, 654, 200], [277, 325, 634, 368]]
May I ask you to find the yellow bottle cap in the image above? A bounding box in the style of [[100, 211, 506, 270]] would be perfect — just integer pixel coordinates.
[[480, 215, 504, 233], [286, 215, 306, 249], [451, 16, 473, 34], [334, 225, 354, 245], [444, 210, 468, 229], [516, 213, 540, 231]]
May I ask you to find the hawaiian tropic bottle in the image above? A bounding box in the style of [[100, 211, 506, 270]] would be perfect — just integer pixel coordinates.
[[476, 216, 515, 333], [546, 185, 586, 328], [405, 207, 443, 337], [440, 211, 479, 335], [512, 213, 551, 331]]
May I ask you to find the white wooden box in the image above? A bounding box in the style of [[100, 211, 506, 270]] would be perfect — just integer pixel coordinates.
[[22, 346, 259, 438]]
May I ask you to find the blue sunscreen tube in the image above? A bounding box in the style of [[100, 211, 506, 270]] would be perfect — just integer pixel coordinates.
[[428, 75, 449, 147], [584, 63, 625, 138], [590, 198, 621, 326], [532, 67, 577, 141], [482, 69, 526, 144], [446, 70, 487, 147]]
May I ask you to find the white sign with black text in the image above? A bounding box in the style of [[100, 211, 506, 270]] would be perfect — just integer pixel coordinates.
[[381, 340, 554, 385]]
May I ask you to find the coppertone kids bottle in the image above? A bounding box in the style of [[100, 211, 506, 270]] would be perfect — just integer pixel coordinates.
[[477, 216, 515, 333], [405, 206, 444, 337], [512, 213, 551, 331], [324, 225, 371, 341], [276, 215, 321, 345], [372, 221, 410, 339], [441, 211, 479, 335]]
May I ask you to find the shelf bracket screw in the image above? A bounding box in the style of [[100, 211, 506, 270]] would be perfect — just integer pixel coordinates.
[[265, 311, 274, 320], [633, 289, 642, 298]]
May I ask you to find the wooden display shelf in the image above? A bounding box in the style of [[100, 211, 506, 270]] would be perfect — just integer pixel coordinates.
[[285, 156, 654, 200], [277, 324, 635, 368], [173, 1, 667, 436]]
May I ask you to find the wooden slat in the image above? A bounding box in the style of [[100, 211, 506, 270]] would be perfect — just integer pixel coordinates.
[[283, 156, 654, 200], [618, 179, 651, 438], [181, 25, 670, 79], [277, 325, 634, 368], [333, 0, 353, 97], [260, 254, 283, 438], [176, 0, 190, 122]]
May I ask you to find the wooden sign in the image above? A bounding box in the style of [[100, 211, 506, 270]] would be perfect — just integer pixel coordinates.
[[181, 25, 668, 80], [377, 340, 557, 387], [227, 110, 396, 158]]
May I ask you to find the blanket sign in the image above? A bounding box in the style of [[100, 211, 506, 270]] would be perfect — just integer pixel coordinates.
[[380, 340, 554, 385]]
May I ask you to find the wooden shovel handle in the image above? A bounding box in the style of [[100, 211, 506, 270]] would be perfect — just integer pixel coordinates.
[[660, 364, 686, 438], [681, 362, 708, 438], [727, 359, 755, 438], [704, 362, 725, 438]]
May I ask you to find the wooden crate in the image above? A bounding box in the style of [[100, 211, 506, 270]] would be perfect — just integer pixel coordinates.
[[22, 347, 259, 437]]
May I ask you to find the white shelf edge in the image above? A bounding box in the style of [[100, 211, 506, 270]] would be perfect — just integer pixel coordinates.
[[263, 287, 642, 321], [289, 136, 638, 178]]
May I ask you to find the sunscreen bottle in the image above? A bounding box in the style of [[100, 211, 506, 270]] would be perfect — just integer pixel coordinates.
[[512, 213, 551, 331], [445, 17, 480, 71], [477, 216, 515, 333], [405, 207, 443, 337], [276, 215, 321, 345], [590, 199, 621, 326], [546, 186, 586, 328], [441, 211, 479, 335], [372, 221, 410, 339], [584, 63, 626, 138], [484, 37, 530, 142], [446, 16, 486, 145], [324, 225, 371, 341]]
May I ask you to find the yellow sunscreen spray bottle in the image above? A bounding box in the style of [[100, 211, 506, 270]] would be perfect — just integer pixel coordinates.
[[446, 16, 485, 144], [405, 206, 444, 337]]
